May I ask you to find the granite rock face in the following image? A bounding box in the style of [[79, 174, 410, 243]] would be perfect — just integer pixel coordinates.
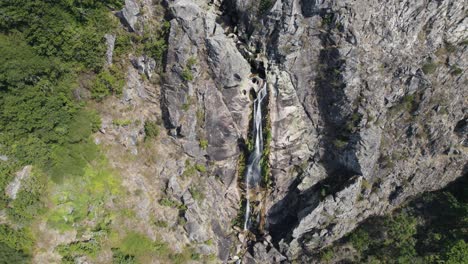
[[127, 0, 466, 261], [222, 0, 467, 259]]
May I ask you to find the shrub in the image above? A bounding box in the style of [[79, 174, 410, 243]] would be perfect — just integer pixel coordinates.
[[422, 61, 438, 74], [0, 225, 33, 253], [333, 138, 348, 149], [112, 248, 137, 264], [144, 120, 160, 139], [181, 67, 193, 82], [450, 65, 463, 76], [0, 242, 30, 264], [186, 57, 197, 68], [259, 0, 273, 14], [189, 186, 205, 202], [194, 164, 207, 173], [320, 248, 334, 262], [154, 220, 168, 228], [349, 229, 370, 253], [56, 240, 101, 263], [199, 139, 208, 150], [91, 66, 125, 101], [113, 119, 132, 127]]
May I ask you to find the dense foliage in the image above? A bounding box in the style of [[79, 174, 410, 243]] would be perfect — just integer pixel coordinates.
[[0, 0, 124, 261], [321, 175, 468, 263]]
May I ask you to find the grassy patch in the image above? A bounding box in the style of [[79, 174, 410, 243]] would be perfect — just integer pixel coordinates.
[[144, 120, 160, 139], [47, 157, 122, 232], [56, 240, 101, 263], [194, 164, 207, 173], [113, 119, 132, 127], [189, 186, 205, 202], [259, 0, 273, 14], [450, 65, 463, 76], [181, 68, 194, 82], [91, 66, 125, 101], [422, 60, 438, 75], [199, 139, 208, 150]]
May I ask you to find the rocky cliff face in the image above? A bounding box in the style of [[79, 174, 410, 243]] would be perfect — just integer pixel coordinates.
[[118, 0, 466, 262]]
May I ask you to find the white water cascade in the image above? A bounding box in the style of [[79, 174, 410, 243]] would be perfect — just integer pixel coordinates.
[[243, 82, 268, 231]]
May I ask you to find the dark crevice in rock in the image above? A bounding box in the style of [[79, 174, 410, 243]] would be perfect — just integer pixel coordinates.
[[314, 11, 362, 178], [266, 10, 365, 252]]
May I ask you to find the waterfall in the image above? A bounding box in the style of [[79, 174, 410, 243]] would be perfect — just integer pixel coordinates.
[[244, 82, 268, 231]]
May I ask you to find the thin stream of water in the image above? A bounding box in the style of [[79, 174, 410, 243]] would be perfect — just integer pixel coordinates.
[[244, 83, 268, 231]]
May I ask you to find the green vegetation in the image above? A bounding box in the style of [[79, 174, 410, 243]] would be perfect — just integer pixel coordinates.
[[321, 13, 334, 27], [389, 93, 417, 116], [142, 21, 170, 67], [0, 225, 33, 263], [186, 57, 197, 68], [112, 248, 137, 264], [181, 67, 194, 82], [320, 248, 334, 263], [450, 65, 463, 76], [159, 198, 187, 212], [113, 119, 132, 127], [345, 112, 362, 133], [154, 220, 169, 228], [144, 120, 160, 139], [120, 232, 168, 257], [47, 158, 122, 231], [180, 160, 206, 178], [56, 240, 101, 263], [189, 186, 205, 202], [333, 138, 348, 149], [199, 139, 208, 150], [195, 163, 207, 173], [320, 176, 468, 263], [422, 60, 438, 74], [0, 1, 178, 263], [91, 66, 125, 100], [0, 241, 30, 264], [259, 0, 273, 14], [261, 120, 272, 187]]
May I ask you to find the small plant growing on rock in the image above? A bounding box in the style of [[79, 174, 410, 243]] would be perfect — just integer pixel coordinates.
[[113, 119, 132, 127], [195, 164, 206, 173], [144, 120, 160, 139], [189, 186, 205, 202], [199, 139, 208, 150], [450, 65, 463, 75], [333, 138, 348, 149], [422, 60, 438, 74]]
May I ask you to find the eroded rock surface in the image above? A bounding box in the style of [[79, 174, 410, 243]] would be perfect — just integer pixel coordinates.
[[222, 0, 467, 259]]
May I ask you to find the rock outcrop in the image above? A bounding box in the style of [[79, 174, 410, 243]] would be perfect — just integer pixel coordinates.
[[115, 0, 467, 261], [222, 0, 467, 259]]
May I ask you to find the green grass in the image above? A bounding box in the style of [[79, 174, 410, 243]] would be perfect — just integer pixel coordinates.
[[47, 157, 122, 231], [422, 61, 438, 74], [91, 66, 125, 101], [195, 164, 207, 173], [450, 65, 463, 76], [181, 68, 194, 82], [56, 240, 101, 263], [199, 139, 208, 150], [144, 120, 160, 139], [113, 119, 132, 127], [189, 186, 205, 202]]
